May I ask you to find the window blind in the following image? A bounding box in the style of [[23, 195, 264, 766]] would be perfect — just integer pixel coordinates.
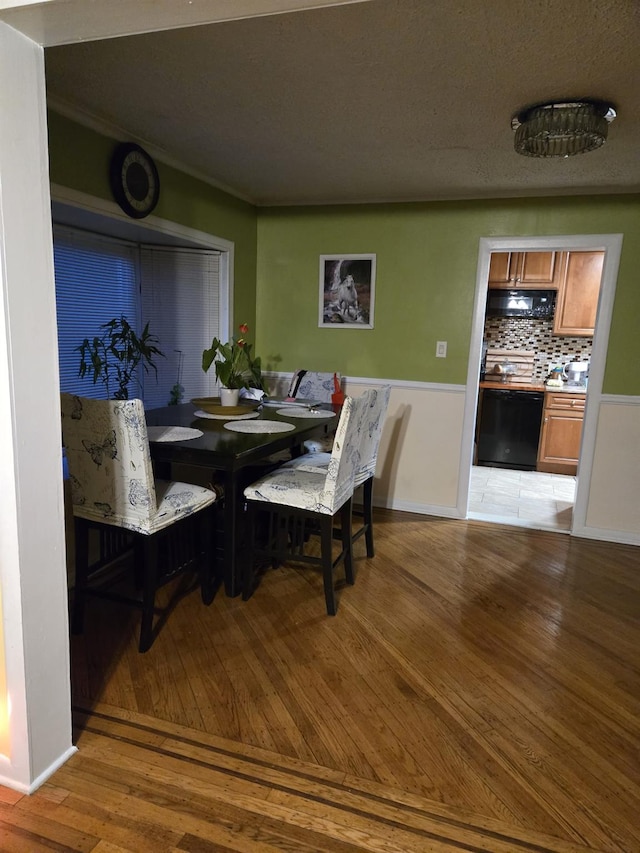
[[54, 226, 139, 399], [140, 246, 221, 408], [54, 225, 223, 408]]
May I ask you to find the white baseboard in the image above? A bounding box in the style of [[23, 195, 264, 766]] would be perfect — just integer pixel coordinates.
[[0, 745, 78, 794], [570, 524, 640, 547], [373, 496, 462, 519]]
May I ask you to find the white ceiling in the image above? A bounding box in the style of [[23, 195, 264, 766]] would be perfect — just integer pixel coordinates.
[[39, 0, 640, 206]]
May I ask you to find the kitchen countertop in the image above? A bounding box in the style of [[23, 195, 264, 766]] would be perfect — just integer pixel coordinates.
[[479, 380, 587, 394]]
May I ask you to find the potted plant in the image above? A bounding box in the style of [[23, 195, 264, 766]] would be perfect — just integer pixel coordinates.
[[76, 315, 164, 400], [202, 322, 263, 406]]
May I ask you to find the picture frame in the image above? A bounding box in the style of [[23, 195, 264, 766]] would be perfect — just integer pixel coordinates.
[[318, 254, 376, 329]]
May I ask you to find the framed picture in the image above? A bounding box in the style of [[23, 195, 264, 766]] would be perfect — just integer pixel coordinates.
[[318, 254, 376, 329]]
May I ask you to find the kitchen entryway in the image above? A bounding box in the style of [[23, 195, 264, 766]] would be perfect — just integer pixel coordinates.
[[468, 465, 575, 532]]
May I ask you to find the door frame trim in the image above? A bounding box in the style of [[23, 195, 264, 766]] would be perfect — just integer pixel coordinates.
[[460, 233, 623, 535]]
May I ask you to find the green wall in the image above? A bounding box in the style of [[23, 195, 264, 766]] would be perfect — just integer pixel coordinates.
[[47, 111, 259, 336], [47, 112, 640, 395], [256, 197, 640, 394]]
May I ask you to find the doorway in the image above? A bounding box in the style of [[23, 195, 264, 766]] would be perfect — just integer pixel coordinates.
[[459, 234, 623, 536]]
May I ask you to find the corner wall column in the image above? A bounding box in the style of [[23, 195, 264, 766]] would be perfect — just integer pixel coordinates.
[[0, 21, 74, 791]]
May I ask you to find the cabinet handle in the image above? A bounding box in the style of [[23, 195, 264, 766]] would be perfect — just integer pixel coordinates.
[[544, 417, 548, 422]]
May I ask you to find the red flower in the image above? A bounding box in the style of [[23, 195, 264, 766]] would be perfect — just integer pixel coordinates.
[[238, 323, 249, 334], [237, 338, 246, 348]]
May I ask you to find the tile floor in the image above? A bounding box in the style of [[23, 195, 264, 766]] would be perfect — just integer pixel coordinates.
[[468, 465, 576, 532]]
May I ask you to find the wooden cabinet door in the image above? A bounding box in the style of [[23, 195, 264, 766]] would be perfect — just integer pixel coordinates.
[[537, 393, 585, 475], [553, 250, 604, 337], [488, 252, 515, 286], [519, 252, 558, 287], [488, 251, 559, 289]]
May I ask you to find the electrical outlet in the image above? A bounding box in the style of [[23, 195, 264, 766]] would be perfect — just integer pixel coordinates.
[[436, 341, 447, 358]]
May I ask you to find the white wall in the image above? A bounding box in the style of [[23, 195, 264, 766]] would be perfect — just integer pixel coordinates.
[[584, 399, 640, 539], [0, 21, 75, 792], [346, 380, 465, 515]]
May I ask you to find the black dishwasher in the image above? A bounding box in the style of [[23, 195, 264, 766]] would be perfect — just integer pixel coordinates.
[[477, 389, 544, 470]]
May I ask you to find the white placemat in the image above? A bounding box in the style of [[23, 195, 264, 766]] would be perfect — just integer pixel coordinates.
[[147, 426, 204, 442], [262, 397, 322, 408], [275, 407, 335, 419], [224, 420, 296, 434], [194, 410, 260, 421]]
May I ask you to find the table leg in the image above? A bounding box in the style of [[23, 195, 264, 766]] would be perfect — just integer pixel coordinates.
[[221, 469, 242, 597]]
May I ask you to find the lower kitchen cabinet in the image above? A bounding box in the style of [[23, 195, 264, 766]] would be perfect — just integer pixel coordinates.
[[537, 391, 585, 475]]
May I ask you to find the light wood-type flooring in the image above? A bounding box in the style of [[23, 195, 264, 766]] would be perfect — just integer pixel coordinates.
[[2, 510, 640, 852]]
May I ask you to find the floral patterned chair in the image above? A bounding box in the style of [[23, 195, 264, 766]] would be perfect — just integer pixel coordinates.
[[287, 370, 340, 402], [282, 385, 391, 557], [287, 371, 342, 454], [242, 390, 372, 615], [61, 393, 219, 652]]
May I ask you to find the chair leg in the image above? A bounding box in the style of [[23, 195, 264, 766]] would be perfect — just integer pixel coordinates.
[[71, 518, 89, 635], [242, 502, 257, 601], [199, 507, 216, 605], [320, 515, 336, 615], [362, 477, 375, 557], [340, 499, 354, 585], [139, 536, 158, 653]]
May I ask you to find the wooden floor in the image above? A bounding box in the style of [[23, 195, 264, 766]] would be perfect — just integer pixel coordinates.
[[2, 510, 640, 852]]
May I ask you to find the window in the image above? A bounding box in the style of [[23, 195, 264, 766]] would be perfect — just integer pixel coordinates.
[[54, 225, 221, 406], [54, 226, 138, 399], [141, 246, 220, 407]]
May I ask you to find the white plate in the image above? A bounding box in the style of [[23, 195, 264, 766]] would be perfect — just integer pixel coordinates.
[[224, 420, 296, 434], [147, 426, 204, 442], [275, 407, 335, 419], [194, 410, 259, 421]]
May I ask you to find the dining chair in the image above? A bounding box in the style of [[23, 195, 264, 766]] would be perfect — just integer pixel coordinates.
[[288, 370, 340, 402], [282, 385, 391, 557], [61, 393, 219, 652], [242, 390, 372, 615], [287, 371, 342, 453]]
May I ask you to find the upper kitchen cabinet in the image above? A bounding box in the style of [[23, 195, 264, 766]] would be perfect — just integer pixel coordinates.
[[553, 250, 604, 337], [488, 251, 561, 289]]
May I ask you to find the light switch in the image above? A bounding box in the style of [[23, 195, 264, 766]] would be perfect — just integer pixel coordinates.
[[436, 341, 447, 358]]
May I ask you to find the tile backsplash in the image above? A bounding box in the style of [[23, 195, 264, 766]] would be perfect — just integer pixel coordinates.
[[484, 317, 592, 381]]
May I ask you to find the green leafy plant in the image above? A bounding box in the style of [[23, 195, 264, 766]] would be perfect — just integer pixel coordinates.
[[202, 322, 263, 390], [76, 315, 164, 400], [168, 349, 185, 405]]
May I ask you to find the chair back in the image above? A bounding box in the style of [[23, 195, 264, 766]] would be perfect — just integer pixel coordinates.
[[319, 389, 373, 512], [288, 370, 339, 403], [61, 394, 156, 532], [355, 385, 391, 485]]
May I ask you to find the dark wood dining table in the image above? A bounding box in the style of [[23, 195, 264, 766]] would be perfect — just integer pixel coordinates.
[[145, 401, 336, 598]]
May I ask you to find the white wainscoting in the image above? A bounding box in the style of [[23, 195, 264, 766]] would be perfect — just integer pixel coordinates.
[[265, 372, 640, 546], [265, 372, 466, 517], [575, 395, 640, 545]]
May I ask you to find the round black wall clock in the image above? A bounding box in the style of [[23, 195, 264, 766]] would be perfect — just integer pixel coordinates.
[[109, 142, 160, 219]]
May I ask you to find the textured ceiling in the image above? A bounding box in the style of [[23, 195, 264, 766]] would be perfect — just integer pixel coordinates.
[[44, 0, 640, 206]]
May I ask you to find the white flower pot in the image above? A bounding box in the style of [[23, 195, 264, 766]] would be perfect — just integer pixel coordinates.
[[220, 387, 240, 407]]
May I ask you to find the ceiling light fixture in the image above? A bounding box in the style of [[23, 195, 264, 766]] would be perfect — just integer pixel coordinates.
[[511, 100, 616, 158]]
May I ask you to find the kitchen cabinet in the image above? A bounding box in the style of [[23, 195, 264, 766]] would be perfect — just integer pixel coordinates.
[[552, 250, 604, 337], [537, 391, 585, 475], [488, 251, 561, 289]]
